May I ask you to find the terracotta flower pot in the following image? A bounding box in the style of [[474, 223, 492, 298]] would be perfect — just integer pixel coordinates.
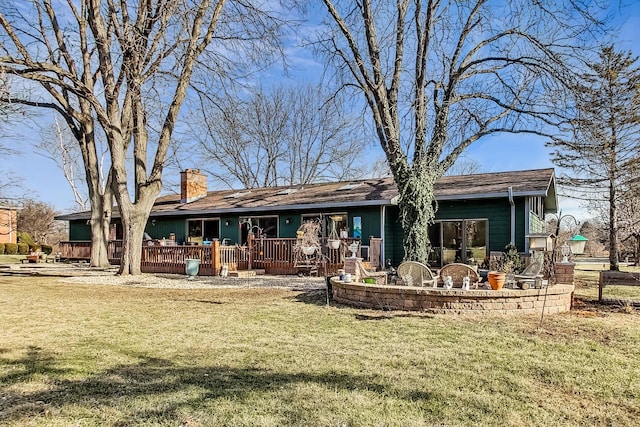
[[488, 271, 506, 290]]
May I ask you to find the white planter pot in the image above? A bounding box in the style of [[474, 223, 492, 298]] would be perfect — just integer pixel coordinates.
[[301, 246, 316, 255], [327, 239, 340, 250]]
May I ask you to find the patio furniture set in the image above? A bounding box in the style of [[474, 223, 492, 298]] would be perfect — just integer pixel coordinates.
[[351, 259, 543, 290]]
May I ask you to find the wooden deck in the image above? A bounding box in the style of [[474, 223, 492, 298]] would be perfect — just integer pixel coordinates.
[[59, 237, 382, 276]]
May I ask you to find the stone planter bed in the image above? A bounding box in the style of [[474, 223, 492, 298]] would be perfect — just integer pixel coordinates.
[[330, 277, 574, 315]]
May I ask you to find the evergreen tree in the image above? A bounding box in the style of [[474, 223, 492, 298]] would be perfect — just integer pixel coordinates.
[[547, 46, 640, 271]]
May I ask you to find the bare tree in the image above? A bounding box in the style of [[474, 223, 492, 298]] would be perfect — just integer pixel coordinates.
[[0, 1, 288, 274], [16, 199, 59, 244], [316, 0, 606, 263], [444, 157, 483, 176], [617, 190, 640, 265], [196, 84, 363, 188], [37, 119, 94, 211], [547, 46, 640, 271], [1, 2, 115, 267], [0, 72, 23, 199]]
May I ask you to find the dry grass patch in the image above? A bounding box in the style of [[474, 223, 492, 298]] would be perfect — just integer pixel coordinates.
[[1, 275, 639, 426]]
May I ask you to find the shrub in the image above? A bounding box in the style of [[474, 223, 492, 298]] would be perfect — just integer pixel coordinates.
[[5, 243, 18, 255], [17, 232, 34, 245], [0, 243, 4, 255], [501, 244, 526, 274], [17, 243, 30, 255], [41, 244, 53, 255]]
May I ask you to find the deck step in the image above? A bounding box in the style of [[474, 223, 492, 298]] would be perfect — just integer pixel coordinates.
[[228, 269, 265, 278]]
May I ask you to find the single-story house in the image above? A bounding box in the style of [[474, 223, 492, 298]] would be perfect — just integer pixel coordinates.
[[57, 168, 557, 267]]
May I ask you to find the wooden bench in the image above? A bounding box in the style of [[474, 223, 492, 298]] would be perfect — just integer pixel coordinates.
[[598, 271, 640, 302], [21, 255, 41, 263]]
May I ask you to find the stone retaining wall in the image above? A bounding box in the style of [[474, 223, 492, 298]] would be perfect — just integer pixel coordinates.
[[331, 278, 574, 315]]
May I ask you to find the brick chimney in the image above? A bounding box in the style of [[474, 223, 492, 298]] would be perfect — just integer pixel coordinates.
[[180, 169, 208, 203]]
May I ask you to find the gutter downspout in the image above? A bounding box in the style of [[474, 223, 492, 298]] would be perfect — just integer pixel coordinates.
[[508, 186, 515, 244], [380, 205, 386, 265]]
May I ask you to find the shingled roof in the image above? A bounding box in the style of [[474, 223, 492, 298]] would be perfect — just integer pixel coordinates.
[[57, 168, 557, 220]]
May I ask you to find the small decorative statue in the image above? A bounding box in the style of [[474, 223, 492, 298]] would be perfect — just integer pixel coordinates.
[[462, 276, 470, 290], [444, 275, 453, 289], [348, 241, 359, 258]]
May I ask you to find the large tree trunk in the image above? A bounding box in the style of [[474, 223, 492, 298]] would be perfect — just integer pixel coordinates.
[[394, 167, 438, 264], [80, 119, 113, 269], [88, 192, 112, 268], [111, 165, 159, 275], [117, 204, 150, 275], [609, 183, 620, 271]]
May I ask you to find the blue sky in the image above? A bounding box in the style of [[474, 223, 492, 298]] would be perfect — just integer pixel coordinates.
[[3, 1, 639, 222]]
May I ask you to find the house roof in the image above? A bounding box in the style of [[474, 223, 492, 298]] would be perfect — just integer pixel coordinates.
[[57, 168, 557, 220]]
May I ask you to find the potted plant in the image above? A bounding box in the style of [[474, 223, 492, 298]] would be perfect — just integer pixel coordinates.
[[487, 270, 507, 290], [327, 239, 340, 250], [295, 221, 321, 256], [301, 246, 317, 255], [488, 244, 525, 290], [327, 216, 341, 249]]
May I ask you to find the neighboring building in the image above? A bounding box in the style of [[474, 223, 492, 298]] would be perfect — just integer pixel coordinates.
[[57, 168, 558, 267], [0, 206, 18, 244]]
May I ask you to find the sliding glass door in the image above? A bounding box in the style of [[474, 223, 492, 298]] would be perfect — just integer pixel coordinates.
[[428, 219, 488, 266]]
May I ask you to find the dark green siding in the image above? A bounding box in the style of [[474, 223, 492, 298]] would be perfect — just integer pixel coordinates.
[[69, 220, 92, 240], [383, 198, 529, 266], [219, 218, 238, 244], [67, 197, 531, 263], [384, 206, 403, 266], [347, 207, 381, 246], [145, 218, 186, 242], [514, 201, 526, 251], [279, 216, 300, 239], [435, 198, 527, 252]]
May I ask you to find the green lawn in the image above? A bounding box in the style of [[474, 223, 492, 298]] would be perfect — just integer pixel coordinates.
[[1, 273, 639, 426], [0, 255, 27, 264]]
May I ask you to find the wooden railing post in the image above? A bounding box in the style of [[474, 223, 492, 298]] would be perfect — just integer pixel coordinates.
[[598, 271, 604, 302], [248, 233, 254, 270], [212, 239, 220, 275]]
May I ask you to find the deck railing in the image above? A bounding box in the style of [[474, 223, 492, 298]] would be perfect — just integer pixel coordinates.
[[59, 236, 382, 276], [58, 240, 123, 264], [141, 245, 217, 276]]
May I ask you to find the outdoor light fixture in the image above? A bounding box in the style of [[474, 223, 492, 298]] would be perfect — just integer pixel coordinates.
[[526, 233, 554, 252], [285, 217, 291, 224], [151, 219, 156, 226], [560, 242, 571, 263], [567, 234, 588, 255], [225, 220, 230, 226]]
